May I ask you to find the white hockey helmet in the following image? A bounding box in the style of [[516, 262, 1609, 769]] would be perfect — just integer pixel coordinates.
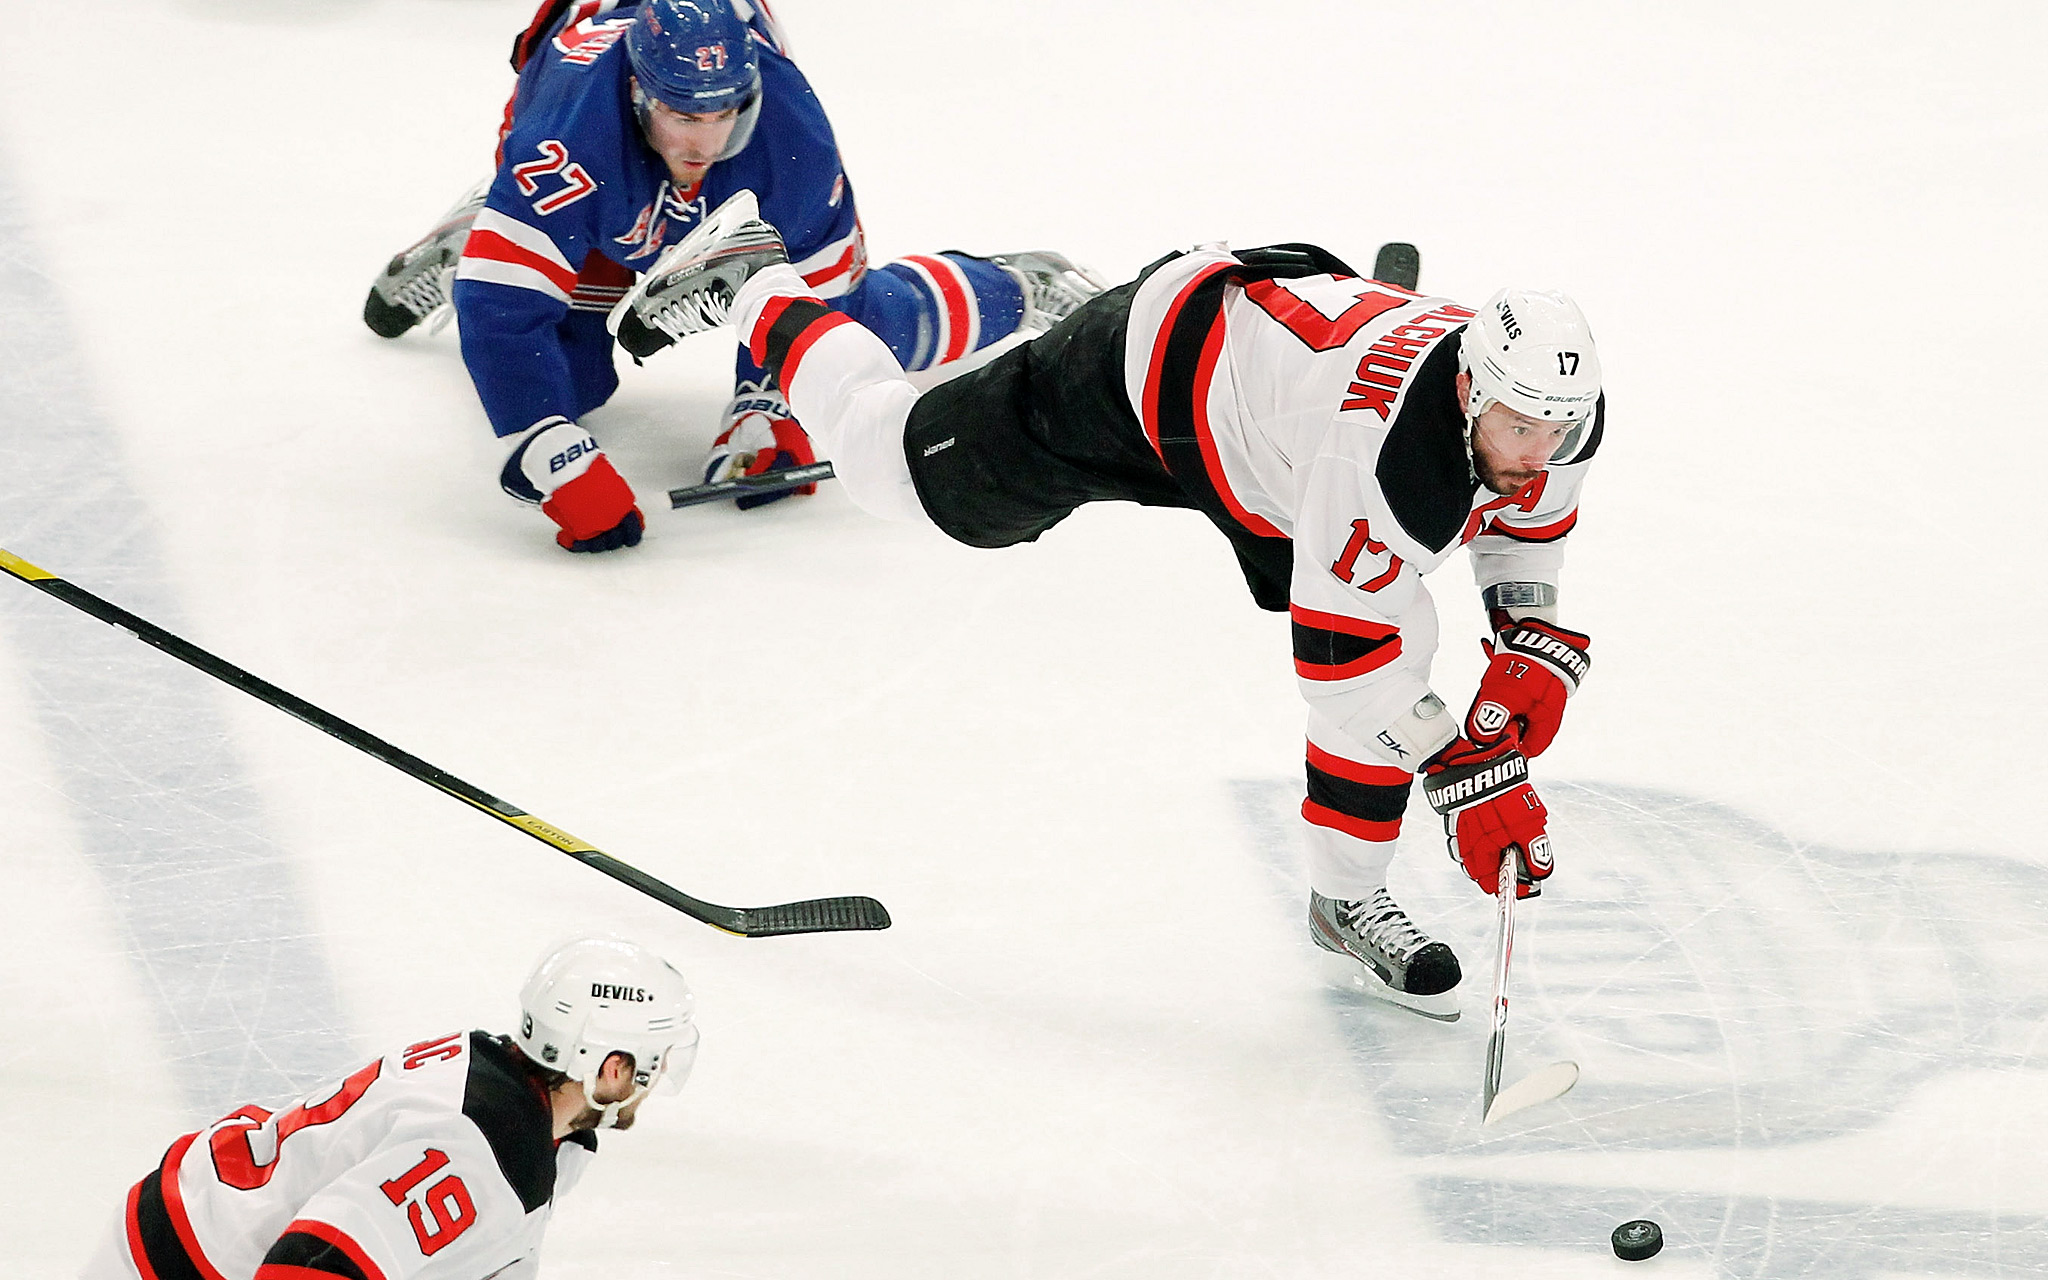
[[516, 935, 700, 1124], [1459, 288, 1602, 427]]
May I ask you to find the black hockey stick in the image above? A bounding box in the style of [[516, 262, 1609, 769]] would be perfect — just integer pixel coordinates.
[[1372, 242, 1421, 292], [0, 546, 890, 938], [669, 460, 836, 509]]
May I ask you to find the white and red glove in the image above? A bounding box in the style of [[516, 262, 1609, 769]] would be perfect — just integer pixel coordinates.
[[1421, 735, 1553, 898], [1463, 618, 1591, 757], [704, 390, 817, 510], [499, 417, 644, 552]]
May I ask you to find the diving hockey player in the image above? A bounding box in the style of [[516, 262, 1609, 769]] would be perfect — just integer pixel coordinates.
[[84, 936, 699, 1279], [363, 0, 1099, 552], [612, 195, 1602, 1018]]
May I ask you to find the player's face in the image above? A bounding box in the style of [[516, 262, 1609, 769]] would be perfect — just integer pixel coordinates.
[[1470, 402, 1573, 496], [640, 97, 741, 185]]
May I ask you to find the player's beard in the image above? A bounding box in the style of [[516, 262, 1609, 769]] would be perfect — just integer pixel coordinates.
[[568, 1104, 637, 1133], [1474, 449, 1540, 497]]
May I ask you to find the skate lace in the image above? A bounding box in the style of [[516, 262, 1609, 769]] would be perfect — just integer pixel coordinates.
[[1031, 272, 1089, 320], [1339, 891, 1430, 962], [649, 285, 734, 339], [392, 273, 449, 320]]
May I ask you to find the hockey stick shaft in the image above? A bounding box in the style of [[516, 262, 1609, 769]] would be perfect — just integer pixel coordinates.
[[0, 547, 889, 938], [668, 461, 835, 509], [1483, 846, 1516, 1114]]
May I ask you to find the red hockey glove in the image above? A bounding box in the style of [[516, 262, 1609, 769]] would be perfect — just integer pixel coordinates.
[[500, 417, 645, 553], [1421, 736, 1553, 899], [704, 392, 818, 510], [1464, 619, 1591, 757]]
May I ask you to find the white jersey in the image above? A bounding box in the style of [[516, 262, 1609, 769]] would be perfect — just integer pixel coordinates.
[[107, 1031, 595, 1280], [1124, 245, 1597, 774]]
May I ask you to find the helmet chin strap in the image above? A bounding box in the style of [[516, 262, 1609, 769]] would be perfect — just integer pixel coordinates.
[[1461, 394, 1491, 486], [582, 1057, 665, 1129], [589, 1082, 650, 1129]]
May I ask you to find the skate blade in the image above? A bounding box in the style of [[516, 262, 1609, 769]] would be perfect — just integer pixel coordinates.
[[1482, 1060, 1579, 1125], [607, 190, 763, 337], [1321, 950, 1461, 1022]]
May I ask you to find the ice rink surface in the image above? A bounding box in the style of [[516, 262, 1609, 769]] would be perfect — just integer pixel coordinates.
[[3, 1, 2046, 1275]]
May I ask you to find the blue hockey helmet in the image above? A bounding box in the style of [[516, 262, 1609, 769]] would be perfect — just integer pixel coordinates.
[[625, 0, 762, 160]]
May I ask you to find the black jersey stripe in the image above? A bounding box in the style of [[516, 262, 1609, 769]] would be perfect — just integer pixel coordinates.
[[256, 1227, 376, 1280], [463, 1031, 558, 1213], [1290, 607, 1401, 681], [1304, 758, 1412, 827], [747, 295, 841, 381], [127, 1135, 208, 1280], [1147, 270, 1254, 534]]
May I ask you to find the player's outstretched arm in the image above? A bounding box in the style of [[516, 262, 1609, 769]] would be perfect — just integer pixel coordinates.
[[500, 417, 644, 553]]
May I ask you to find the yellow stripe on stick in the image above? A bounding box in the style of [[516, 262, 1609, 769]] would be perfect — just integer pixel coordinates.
[[504, 813, 602, 855], [0, 548, 59, 582]]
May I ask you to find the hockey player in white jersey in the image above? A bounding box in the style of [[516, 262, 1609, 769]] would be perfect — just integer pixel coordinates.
[[84, 936, 699, 1280], [614, 197, 1602, 1019]]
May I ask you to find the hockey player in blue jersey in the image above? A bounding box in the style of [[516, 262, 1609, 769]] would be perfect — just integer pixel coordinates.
[[364, 0, 1101, 552]]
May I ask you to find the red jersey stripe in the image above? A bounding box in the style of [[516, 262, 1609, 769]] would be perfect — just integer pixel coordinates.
[[1294, 647, 1401, 682], [1188, 313, 1285, 539], [123, 1176, 162, 1280], [781, 312, 858, 390], [1139, 261, 1235, 460], [1489, 508, 1579, 542], [800, 241, 860, 289], [160, 1133, 229, 1280], [461, 228, 579, 297], [1305, 741, 1412, 786], [747, 295, 801, 368], [1289, 604, 1398, 641], [902, 255, 973, 364]]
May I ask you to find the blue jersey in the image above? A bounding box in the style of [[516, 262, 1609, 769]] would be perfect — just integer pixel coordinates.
[[454, 2, 866, 436], [453, 0, 1025, 441]]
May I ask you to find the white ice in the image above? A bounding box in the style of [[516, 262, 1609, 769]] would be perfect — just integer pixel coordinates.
[[3, 2, 2046, 1277]]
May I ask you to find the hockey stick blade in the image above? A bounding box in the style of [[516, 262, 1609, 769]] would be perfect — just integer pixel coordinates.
[[1483, 1060, 1579, 1126], [669, 461, 836, 509], [0, 546, 891, 939], [730, 895, 893, 936], [1372, 242, 1421, 291]]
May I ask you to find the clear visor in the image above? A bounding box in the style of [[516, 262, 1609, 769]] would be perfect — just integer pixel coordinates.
[[645, 1023, 700, 1096], [631, 80, 762, 162]]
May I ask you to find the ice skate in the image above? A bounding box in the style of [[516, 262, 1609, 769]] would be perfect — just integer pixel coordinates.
[[362, 178, 491, 338], [610, 190, 789, 358], [1310, 889, 1461, 1021], [984, 250, 1108, 333]]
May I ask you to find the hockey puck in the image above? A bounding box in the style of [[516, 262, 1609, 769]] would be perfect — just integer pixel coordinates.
[[1611, 1219, 1663, 1261]]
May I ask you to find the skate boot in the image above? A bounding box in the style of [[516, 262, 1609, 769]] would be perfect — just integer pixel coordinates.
[[983, 250, 1108, 333], [610, 190, 789, 359], [1310, 889, 1462, 1021], [363, 178, 491, 338]]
